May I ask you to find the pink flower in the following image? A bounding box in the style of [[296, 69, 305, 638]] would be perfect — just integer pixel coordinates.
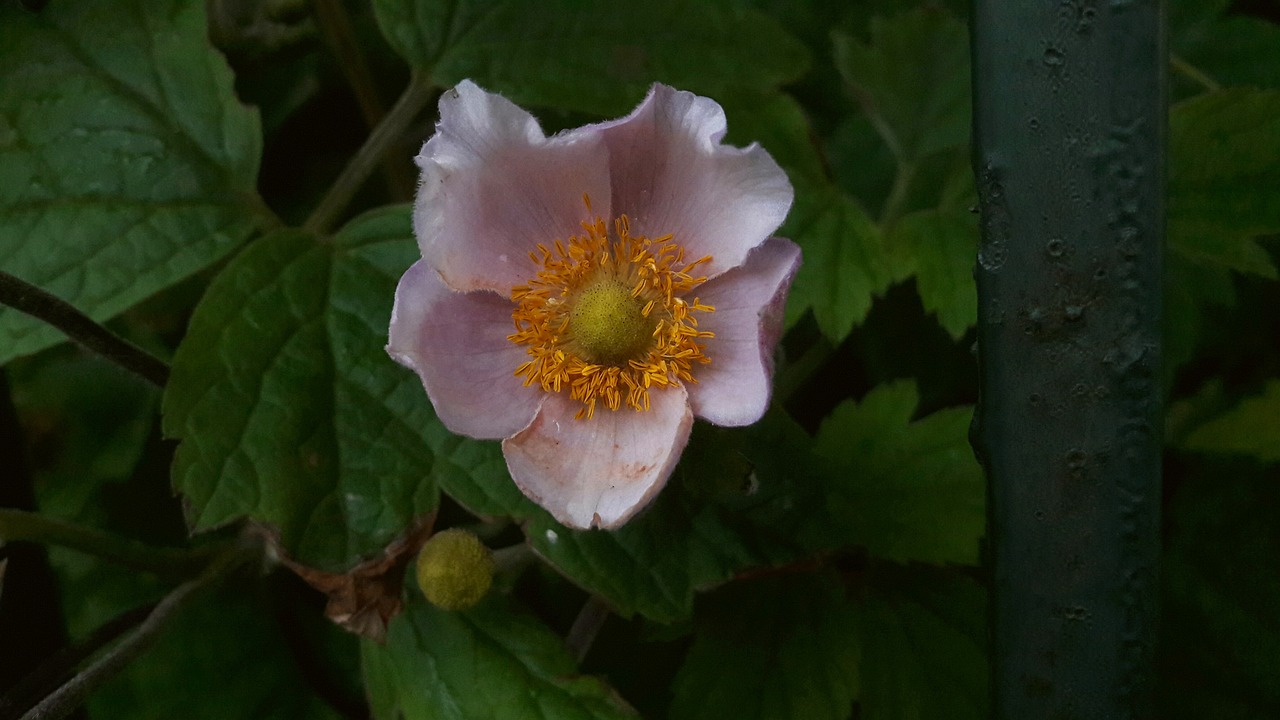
[[388, 81, 800, 530]]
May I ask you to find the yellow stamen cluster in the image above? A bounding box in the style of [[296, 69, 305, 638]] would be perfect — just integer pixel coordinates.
[[509, 196, 715, 420]]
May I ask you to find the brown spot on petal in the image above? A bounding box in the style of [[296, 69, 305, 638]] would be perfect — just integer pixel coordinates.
[[261, 513, 436, 642], [618, 462, 656, 481]]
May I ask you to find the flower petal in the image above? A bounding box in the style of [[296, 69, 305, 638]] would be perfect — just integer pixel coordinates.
[[387, 260, 543, 439], [502, 386, 693, 529], [687, 237, 802, 426], [597, 84, 793, 278], [415, 80, 612, 293]]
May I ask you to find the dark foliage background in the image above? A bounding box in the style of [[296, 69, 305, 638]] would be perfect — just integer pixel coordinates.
[[1, 0, 1277, 718]]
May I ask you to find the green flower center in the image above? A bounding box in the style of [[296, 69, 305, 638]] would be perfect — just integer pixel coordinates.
[[568, 279, 658, 365]]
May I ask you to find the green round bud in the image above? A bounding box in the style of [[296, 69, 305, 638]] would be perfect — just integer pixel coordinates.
[[415, 528, 494, 611]]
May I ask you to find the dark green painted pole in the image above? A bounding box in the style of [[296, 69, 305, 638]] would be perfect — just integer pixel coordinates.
[[971, 2, 1164, 719]]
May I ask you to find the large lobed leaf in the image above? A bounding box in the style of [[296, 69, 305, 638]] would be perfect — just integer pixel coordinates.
[[0, 0, 264, 364], [670, 565, 987, 720], [888, 208, 979, 339], [783, 186, 896, 341], [1159, 474, 1280, 719], [441, 412, 824, 623], [855, 565, 987, 720], [163, 207, 507, 572], [436, 382, 983, 621], [725, 92, 902, 343], [362, 594, 637, 720], [1169, 88, 1280, 279], [372, 0, 809, 116], [1182, 380, 1280, 464], [813, 381, 985, 566], [832, 6, 971, 162], [670, 571, 860, 720]]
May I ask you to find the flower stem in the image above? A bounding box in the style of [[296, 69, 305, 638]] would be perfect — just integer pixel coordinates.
[[774, 335, 834, 406], [304, 72, 436, 235], [1169, 53, 1220, 93], [879, 160, 916, 228], [16, 540, 261, 720], [311, 0, 416, 202], [0, 509, 214, 579], [564, 595, 611, 663], [0, 271, 169, 387], [1, 603, 155, 718], [491, 543, 535, 576]]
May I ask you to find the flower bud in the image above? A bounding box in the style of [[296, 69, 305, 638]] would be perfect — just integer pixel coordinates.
[[415, 528, 494, 610]]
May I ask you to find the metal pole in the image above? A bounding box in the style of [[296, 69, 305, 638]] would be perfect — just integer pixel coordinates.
[[970, 2, 1164, 719]]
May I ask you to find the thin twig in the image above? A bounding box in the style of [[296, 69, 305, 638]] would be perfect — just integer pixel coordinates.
[[0, 272, 169, 388], [16, 542, 260, 720], [774, 336, 834, 406], [310, 0, 415, 201], [491, 544, 535, 576], [1169, 53, 1221, 93], [879, 160, 916, 228], [0, 603, 155, 720], [303, 73, 436, 235], [0, 509, 215, 579], [564, 595, 611, 664]]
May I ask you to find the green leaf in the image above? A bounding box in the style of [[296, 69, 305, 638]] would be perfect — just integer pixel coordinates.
[[1159, 474, 1280, 719], [670, 571, 860, 720], [720, 93, 903, 343], [813, 382, 984, 565], [164, 207, 506, 571], [857, 565, 988, 720], [521, 497, 794, 624], [785, 186, 896, 342], [373, 0, 809, 116], [1164, 256, 1236, 382], [362, 594, 637, 720], [1171, 0, 1280, 96], [1169, 88, 1280, 279], [437, 411, 825, 623], [0, 0, 264, 364], [889, 209, 979, 339], [1182, 380, 1280, 463], [832, 7, 970, 161], [473, 383, 979, 623]]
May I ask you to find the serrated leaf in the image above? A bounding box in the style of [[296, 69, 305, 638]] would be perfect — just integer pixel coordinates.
[[1159, 474, 1280, 719], [0, 0, 264, 364], [832, 7, 970, 161], [857, 565, 988, 720], [438, 412, 826, 622], [889, 209, 978, 339], [813, 382, 984, 565], [164, 207, 507, 571], [670, 571, 860, 720], [362, 594, 637, 720], [720, 94, 901, 343], [1182, 380, 1280, 463], [373, 0, 808, 116], [784, 186, 895, 342], [1169, 88, 1280, 279], [522, 497, 795, 623]]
